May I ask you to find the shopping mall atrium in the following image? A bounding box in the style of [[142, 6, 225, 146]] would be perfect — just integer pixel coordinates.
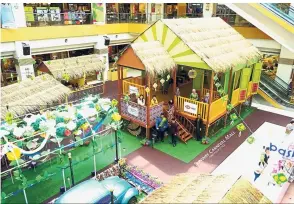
[[1, 2, 294, 203]]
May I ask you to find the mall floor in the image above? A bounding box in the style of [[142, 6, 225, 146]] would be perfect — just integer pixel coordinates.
[[102, 74, 294, 203]]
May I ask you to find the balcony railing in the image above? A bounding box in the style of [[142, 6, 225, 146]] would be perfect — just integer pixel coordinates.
[[24, 12, 254, 27]]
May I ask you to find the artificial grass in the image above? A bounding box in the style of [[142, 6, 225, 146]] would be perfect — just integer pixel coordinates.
[[1, 132, 141, 204], [154, 107, 255, 163]]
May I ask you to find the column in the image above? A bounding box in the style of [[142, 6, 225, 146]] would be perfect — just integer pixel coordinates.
[[14, 41, 35, 81], [94, 37, 109, 81], [203, 3, 217, 18], [276, 46, 294, 84]]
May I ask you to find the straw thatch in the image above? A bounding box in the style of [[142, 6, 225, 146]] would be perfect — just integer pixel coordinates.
[[43, 54, 106, 80], [162, 18, 262, 72], [131, 41, 176, 76], [1, 74, 71, 118], [141, 174, 271, 204]]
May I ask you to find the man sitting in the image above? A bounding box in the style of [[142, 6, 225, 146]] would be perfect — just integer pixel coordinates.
[[156, 113, 168, 142]]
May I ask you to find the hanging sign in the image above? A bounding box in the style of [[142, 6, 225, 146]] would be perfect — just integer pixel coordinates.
[[252, 82, 259, 94], [127, 106, 139, 117], [129, 86, 139, 95], [239, 89, 247, 102], [188, 70, 197, 78], [184, 101, 198, 114]]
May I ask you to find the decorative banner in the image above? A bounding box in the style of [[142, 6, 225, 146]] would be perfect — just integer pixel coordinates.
[[188, 70, 197, 79], [239, 89, 247, 102], [252, 82, 259, 94], [153, 83, 158, 91], [129, 86, 139, 95], [184, 101, 198, 114], [127, 106, 139, 117], [160, 78, 165, 85], [92, 3, 105, 25]]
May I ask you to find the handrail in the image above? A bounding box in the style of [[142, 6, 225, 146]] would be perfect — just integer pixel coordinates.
[[261, 72, 289, 93], [174, 111, 195, 135], [261, 3, 294, 25]]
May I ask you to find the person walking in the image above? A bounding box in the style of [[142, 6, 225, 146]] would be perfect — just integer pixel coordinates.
[[283, 119, 294, 143], [156, 113, 168, 142], [194, 114, 203, 141], [169, 118, 178, 147]]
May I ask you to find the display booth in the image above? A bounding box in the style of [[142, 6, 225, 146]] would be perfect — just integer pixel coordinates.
[[38, 54, 106, 102], [117, 18, 262, 140]]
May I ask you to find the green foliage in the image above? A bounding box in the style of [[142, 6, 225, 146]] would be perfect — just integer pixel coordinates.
[[1, 192, 6, 203], [36, 175, 43, 182], [9, 159, 25, 167], [56, 117, 65, 124], [31, 118, 45, 131], [56, 127, 66, 137]]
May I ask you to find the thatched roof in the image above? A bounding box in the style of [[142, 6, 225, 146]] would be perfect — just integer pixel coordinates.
[[162, 18, 262, 72], [1, 74, 71, 118], [141, 173, 271, 203], [43, 54, 106, 80], [131, 41, 176, 76]]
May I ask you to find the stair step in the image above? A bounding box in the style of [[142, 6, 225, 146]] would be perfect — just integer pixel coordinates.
[[184, 135, 193, 142]]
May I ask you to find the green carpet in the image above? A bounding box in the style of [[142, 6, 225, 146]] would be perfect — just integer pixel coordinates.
[[1, 132, 141, 204], [154, 107, 255, 163]]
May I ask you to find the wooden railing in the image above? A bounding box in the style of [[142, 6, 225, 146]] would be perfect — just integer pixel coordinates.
[[231, 88, 240, 107], [175, 96, 208, 121], [123, 80, 145, 96], [209, 95, 228, 123], [202, 88, 220, 101], [174, 111, 195, 136], [124, 76, 144, 85]]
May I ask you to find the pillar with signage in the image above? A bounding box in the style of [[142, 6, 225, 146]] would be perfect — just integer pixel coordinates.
[[94, 38, 109, 81], [239, 67, 252, 102], [14, 41, 35, 81]]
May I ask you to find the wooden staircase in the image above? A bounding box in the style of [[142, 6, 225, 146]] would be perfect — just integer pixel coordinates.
[[175, 120, 194, 144]]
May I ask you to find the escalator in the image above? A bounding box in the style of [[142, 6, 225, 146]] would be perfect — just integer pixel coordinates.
[[226, 3, 294, 52], [259, 72, 294, 108]]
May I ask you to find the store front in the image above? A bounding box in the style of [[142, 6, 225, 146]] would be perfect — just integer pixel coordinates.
[[24, 3, 92, 27], [186, 3, 203, 17], [1, 59, 18, 87]]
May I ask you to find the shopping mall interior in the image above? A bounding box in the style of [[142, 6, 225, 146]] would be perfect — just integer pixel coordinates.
[[1, 2, 294, 204]]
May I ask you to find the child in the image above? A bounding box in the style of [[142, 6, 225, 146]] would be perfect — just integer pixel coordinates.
[[151, 95, 158, 106]]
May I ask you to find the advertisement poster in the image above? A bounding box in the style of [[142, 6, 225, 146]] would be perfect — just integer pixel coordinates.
[[50, 7, 61, 21], [92, 3, 105, 25], [127, 106, 139, 117], [36, 7, 49, 22], [213, 122, 294, 203], [184, 101, 198, 115], [1, 3, 16, 28], [19, 65, 34, 80], [24, 6, 34, 22], [129, 86, 139, 96]]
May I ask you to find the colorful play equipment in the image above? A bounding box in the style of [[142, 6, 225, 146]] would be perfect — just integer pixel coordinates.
[[116, 18, 262, 141]]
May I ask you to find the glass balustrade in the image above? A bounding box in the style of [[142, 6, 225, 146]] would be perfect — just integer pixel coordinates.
[[261, 3, 294, 25]]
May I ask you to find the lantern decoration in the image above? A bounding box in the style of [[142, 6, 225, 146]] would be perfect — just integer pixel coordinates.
[[5, 112, 14, 125], [160, 78, 165, 85], [227, 104, 233, 112], [213, 75, 219, 81], [166, 74, 170, 80], [188, 70, 197, 79], [111, 99, 118, 107], [230, 113, 238, 125], [247, 136, 255, 144], [153, 83, 158, 91], [6, 148, 21, 161], [112, 112, 122, 122], [236, 123, 246, 137], [145, 87, 150, 97]]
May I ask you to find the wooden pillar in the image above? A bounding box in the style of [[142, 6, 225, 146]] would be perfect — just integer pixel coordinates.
[[173, 66, 177, 109], [205, 71, 214, 137], [227, 68, 233, 100], [146, 74, 151, 139], [117, 66, 122, 113]]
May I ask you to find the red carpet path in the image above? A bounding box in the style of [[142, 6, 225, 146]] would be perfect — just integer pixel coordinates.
[[103, 80, 293, 202]]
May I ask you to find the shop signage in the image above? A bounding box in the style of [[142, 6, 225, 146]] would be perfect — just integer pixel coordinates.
[[20, 65, 34, 80], [127, 105, 139, 117], [184, 101, 197, 114], [92, 3, 105, 25], [129, 86, 139, 95]]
